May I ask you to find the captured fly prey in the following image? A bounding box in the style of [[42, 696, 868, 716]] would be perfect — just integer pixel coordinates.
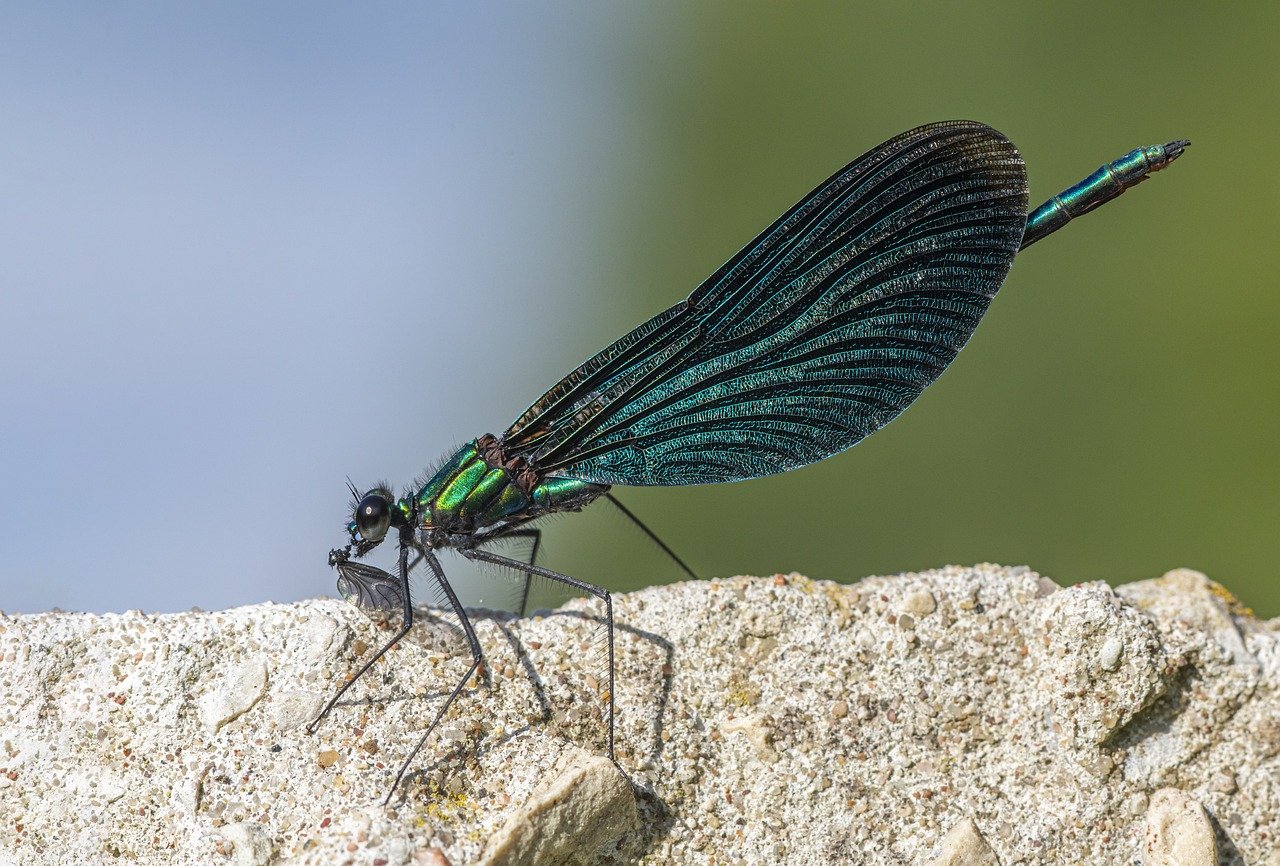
[[311, 121, 1188, 801]]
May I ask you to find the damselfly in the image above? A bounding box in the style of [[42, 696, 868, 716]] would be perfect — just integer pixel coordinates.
[[310, 121, 1187, 801]]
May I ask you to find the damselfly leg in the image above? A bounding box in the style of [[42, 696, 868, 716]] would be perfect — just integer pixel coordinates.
[[383, 549, 484, 805], [460, 547, 617, 762], [605, 493, 698, 581], [501, 528, 542, 616], [407, 529, 544, 615], [308, 542, 417, 734]]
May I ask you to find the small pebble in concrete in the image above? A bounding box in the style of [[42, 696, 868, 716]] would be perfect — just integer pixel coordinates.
[[222, 822, 274, 866], [269, 690, 323, 731], [477, 750, 636, 866], [720, 715, 778, 762], [903, 589, 937, 616], [926, 816, 1000, 865], [1142, 788, 1217, 866], [1098, 635, 1123, 671], [197, 659, 269, 733]]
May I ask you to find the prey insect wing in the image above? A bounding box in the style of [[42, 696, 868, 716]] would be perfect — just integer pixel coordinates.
[[335, 559, 403, 613], [347, 564, 470, 656]]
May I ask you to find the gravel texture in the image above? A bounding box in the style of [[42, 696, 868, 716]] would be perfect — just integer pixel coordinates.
[[1, 564, 1278, 864]]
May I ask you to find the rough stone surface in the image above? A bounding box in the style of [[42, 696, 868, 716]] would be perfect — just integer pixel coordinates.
[[1, 564, 1278, 864]]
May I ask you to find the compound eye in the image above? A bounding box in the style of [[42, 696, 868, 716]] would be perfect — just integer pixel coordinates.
[[354, 492, 391, 543]]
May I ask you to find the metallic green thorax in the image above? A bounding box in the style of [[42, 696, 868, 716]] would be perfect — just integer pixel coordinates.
[[410, 438, 608, 536]]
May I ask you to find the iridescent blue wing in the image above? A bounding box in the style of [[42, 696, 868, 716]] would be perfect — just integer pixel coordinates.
[[502, 121, 1028, 486]]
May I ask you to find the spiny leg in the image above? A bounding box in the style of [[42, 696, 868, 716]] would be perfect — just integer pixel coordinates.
[[501, 528, 542, 616], [385, 548, 485, 805], [308, 542, 415, 734], [605, 492, 698, 580], [407, 551, 424, 573], [414, 530, 541, 613], [460, 546, 615, 761]]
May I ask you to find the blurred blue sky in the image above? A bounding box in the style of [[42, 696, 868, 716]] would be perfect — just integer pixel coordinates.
[[0, 5, 655, 612]]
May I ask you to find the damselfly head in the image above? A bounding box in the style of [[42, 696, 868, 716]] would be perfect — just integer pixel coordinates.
[[350, 486, 396, 547]]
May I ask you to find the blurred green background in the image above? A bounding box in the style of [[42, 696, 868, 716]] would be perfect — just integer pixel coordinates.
[[531, 4, 1280, 616]]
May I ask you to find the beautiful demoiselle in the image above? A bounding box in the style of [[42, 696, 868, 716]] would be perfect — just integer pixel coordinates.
[[310, 120, 1187, 800]]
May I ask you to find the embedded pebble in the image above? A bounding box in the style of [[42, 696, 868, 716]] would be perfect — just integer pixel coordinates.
[[416, 848, 451, 865], [926, 816, 1000, 865], [222, 822, 274, 866], [1141, 788, 1217, 865], [1036, 576, 1060, 597], [903, 589, 937, 616], [476, 750, 636, 865], [197, 658, 269, 732], [301, 614, 342, 658], [720, 714, 778, 762], [270, 690, 323, 730], [1098, 635, 1124, 671]]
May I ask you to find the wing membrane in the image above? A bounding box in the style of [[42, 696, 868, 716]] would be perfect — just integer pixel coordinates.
[[503, 121, 1028, 486], [335, 560, 403, 612]]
